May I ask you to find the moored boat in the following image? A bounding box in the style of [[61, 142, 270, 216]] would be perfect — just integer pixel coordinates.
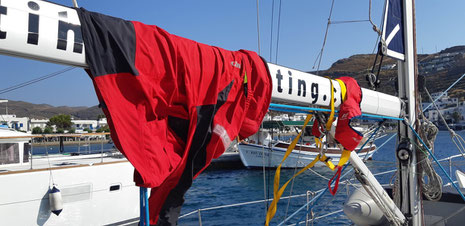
[[0, 128, 140, 225], [239, 141, 376, 168]]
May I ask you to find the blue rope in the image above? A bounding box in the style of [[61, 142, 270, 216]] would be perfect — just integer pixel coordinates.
[[278, 123, 383, 225], [268, 107, 310, 114], [270, 103, 332, 113], [269, 103, 403, 121], [404, 120, 465, 202], [269, 106, 391, 122]]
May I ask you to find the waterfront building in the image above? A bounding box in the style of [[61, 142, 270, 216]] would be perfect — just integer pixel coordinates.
[[0, 114, 30, 132]]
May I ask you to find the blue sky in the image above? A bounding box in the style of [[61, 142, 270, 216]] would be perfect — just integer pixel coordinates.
[[0, 0, 464, 107]]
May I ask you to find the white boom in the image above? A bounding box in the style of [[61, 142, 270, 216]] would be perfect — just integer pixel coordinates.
[[0, 0, 401, 118]]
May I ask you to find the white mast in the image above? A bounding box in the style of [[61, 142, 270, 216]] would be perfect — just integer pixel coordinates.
[[396, 0, 422, 224]]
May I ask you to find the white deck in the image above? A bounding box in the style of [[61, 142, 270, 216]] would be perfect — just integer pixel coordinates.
[[0, 151, 128, 173]]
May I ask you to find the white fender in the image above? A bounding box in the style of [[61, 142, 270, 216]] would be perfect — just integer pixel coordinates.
[[49, 185, 63, 216]]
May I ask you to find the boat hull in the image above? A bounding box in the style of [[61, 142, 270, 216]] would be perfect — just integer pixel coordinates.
[[238, 143, 375, 168], [0, 160, 139, 226]]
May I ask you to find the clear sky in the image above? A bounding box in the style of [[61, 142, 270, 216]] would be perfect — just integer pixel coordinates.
[[0, 0, 464, 107]]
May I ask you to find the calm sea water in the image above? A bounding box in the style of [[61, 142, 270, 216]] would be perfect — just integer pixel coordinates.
[[30, 132, 465, 225], [179, 131, 465, 225]]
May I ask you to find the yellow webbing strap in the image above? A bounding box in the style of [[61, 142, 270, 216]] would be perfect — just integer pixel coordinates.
[[265, 155, 321, 225], [335, 79, 347, 102], [265, 156, 321, 225], [265, 114, 312, 226], [314, 137, 322, 149], [326, 78, 335, 131], [320, 154, 336, 170], [337, 149, 351, 167]]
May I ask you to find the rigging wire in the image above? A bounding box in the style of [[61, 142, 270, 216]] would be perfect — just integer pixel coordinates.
[[261, 129, 268, 217], [425, 88, 465, 161], [330, 19, 370, 24], [269, 0, 275, 62], [0, 67, 76, 95], [312, 0, 335, 74], [274, 0, 283, 64], [267, 127, 274, 219], [368, 0, 382, 35], [423, 73, 465, 112], [256, 0, 262, 55], [278, 123, 384, 225], [284, 122, 308, 220]]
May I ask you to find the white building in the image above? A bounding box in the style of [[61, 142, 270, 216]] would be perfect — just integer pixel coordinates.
[[72, 119, 98, 132], [423, 91, 464, 123], [30, 119, 48, 130], [97, 118, 107, 128], [0, 114, 30, 131]]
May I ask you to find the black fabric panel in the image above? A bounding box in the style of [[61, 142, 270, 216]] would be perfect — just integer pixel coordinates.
[[192, 80, 233, 175], [76, 8, 138, 77], [157, 81, 234, 224], [168, 116, 189, 143]]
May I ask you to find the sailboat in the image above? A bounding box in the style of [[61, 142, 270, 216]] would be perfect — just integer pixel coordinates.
[[0, 0, 464, 225], [238, 127, 378, 169]]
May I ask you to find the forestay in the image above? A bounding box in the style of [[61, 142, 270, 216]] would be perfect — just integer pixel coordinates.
[[0, 0, 401, 119]]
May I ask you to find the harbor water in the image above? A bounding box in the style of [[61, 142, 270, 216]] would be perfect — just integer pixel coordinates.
[[30, 131, 465, 225], [179, 131, 465, 225]]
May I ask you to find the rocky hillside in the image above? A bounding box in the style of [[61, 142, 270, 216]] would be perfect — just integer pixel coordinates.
[[318, 45, 465, 100], [0, 100, 102, 120]]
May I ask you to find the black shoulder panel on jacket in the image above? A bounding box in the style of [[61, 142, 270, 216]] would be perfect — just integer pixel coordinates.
[[76, 8, 139, 77]]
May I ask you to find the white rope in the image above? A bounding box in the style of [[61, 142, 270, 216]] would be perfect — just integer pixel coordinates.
[[44, 135, 55, 188]]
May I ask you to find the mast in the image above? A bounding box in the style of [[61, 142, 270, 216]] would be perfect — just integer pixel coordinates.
[[396, 0, 422, 224]]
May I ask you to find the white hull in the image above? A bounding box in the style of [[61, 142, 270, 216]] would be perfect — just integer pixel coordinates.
[[238, 143, 375, 168], [0, 153, 140, 226]]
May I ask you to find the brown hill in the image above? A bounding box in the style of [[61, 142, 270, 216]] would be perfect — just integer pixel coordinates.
[[318, 46, 465, 99], [1, 100, 102, 120]]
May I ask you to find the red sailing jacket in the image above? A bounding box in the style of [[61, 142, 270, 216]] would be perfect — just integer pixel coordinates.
[[334, 77, 363, 151], [310, 77, 363, 151], [77, 9, 272, 224]]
